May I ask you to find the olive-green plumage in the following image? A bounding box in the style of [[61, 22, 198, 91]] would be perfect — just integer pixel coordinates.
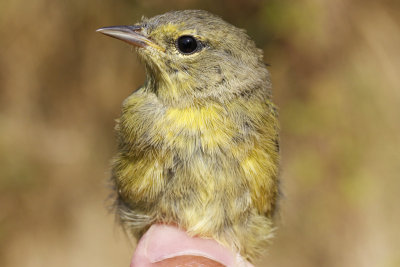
[[98, 10, 279, 262]]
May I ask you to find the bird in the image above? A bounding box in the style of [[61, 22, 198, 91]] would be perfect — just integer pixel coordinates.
[[97, 10, 280, 262]]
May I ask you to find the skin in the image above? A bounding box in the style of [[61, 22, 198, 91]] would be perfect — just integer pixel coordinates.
[[131, 224, 253, 267], [97, 10, 280, 262]]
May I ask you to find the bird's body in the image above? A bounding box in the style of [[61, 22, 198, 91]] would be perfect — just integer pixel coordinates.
[[98, 10, 279, 262]]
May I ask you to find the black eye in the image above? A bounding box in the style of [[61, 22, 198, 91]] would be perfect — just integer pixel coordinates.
[[176, 35, 199, 54]]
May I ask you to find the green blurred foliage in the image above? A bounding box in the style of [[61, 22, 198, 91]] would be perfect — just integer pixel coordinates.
[[1, 0, 400, 266]]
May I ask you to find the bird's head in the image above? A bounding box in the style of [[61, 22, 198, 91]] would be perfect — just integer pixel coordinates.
[[97, 10, 269, 107]]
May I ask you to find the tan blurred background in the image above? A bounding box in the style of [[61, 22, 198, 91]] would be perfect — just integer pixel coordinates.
[[1, 0, 400, 266]]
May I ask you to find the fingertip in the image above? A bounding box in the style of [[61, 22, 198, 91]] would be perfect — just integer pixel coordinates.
[[130, 224, 254, 267]]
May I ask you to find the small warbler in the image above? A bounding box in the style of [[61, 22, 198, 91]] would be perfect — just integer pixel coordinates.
[[97, 10, 279, 262]]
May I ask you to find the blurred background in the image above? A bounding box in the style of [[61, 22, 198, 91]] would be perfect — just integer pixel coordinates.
[[1, 0, 399, 266]]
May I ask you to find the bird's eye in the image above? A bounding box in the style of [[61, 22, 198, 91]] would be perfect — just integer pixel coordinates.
[[176, 35, 199, 54]]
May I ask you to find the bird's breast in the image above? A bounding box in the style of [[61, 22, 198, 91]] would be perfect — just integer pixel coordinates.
[[155, 104, 239, 156], [115, 91, 278, 217]]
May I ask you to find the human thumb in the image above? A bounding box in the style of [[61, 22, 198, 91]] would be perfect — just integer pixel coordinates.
[[131, 224, 254, 267]]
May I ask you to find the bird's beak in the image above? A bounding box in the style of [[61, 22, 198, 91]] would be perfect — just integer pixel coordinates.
[[96, 25, 164, 52]]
